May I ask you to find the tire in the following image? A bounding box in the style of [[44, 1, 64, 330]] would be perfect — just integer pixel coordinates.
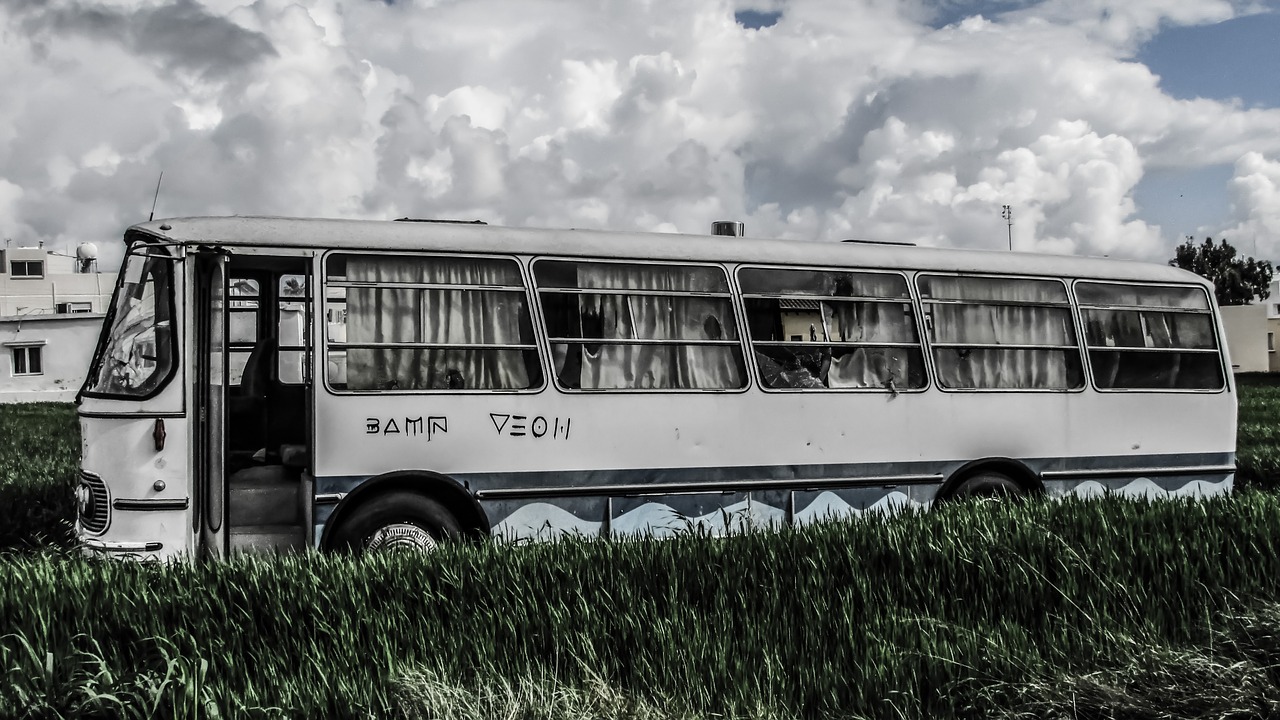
[[329, 491, 461, 553], [949, 471, 1023, 501]]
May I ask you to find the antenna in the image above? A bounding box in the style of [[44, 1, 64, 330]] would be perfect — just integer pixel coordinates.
[[149, 171, 164, 222]]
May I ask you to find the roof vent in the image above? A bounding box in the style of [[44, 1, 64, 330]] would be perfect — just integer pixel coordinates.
[[394, 217, 487, 225], [841, 238, 916, 247], [712, 221, 744, 237]]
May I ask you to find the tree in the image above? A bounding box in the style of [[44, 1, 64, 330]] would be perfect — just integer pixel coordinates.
[[1169, 236, 1273, 306]]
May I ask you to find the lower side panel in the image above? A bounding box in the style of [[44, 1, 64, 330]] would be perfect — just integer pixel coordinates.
[[311, 451, 1234, 546]]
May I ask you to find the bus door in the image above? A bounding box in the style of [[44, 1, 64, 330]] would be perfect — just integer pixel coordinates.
[[193, 251, 229, 558], [221, 257, 314, 552]]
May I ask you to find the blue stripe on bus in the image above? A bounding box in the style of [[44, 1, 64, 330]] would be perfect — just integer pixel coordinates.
[[312, 452, 1235, 535]]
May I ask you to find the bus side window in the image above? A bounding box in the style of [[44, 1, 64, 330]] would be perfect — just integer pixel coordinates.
[[277, 274, 308, 384], [919, 275, 1083, 391], [534, 260, 746, 391], [324, 254, 543, 392], [738, 267, 925, 391], [1076, 282, 1223, 390], [227, 277, 260, 385]]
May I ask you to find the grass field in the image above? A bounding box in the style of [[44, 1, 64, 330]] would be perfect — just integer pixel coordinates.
[[1234, 373, 1280, 488], [0, 402, 77, 551], [2, 381, 1280, 718]]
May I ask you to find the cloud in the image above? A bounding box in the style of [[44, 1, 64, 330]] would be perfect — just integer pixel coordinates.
[[0, 0, 1277, 270], [1218, 152, 1280, 260], [11, 0, 277, 81]]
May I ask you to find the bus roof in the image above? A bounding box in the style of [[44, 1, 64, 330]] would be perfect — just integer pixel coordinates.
[[126, 216, 1207, 287]]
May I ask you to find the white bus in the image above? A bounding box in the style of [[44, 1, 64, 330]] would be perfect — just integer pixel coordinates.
[[74, 217, 1236, 558]]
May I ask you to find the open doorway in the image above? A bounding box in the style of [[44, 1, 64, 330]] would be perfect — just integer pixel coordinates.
[[223, 256, 312, 551]]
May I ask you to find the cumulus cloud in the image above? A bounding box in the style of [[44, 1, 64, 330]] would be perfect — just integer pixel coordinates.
[[1218, 152, 1280, 259], [0, 0, 1277, 268]]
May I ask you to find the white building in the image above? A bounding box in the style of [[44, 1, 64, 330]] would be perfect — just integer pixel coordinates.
[[0, 244, 117, 402], [0, 244, 115, 316], [0, 313, 107, 402], [1220, 302, 1270, 373], [1217, 279, 1280, 374]]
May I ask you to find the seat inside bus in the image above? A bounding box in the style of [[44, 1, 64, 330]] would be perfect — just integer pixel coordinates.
[[225, 261, 310, 476]]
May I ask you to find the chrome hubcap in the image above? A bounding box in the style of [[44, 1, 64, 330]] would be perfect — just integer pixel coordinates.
[[365, 523, 438, 552]]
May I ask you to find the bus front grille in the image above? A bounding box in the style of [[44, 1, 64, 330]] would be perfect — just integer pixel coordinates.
[[78, 471, 110, 535]]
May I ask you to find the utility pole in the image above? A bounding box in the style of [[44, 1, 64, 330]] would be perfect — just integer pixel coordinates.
[[1001, 205, 1012, 251]]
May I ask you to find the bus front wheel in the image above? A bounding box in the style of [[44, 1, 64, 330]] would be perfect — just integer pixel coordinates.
[[949, 471, 1022, 500], [330, 491, 461, 553]]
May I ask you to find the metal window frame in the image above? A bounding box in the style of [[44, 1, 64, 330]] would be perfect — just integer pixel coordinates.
[[918, 272, 1086, 393], [736, 264, 927, 393], [1073, 279, 1227, 394], [9, 259, 44, 279], [321, 250, 547, 395], [533, 256, 750, 393], [10, 345, 43, 376]]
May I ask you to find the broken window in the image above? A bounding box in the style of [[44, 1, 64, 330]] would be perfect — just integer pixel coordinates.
[[535, 260, 746, 390], [739, 267, 925, 390], [326, 254, 542, 392], [1077, 282, 1223, 390], [920, 275, 1083, 390]]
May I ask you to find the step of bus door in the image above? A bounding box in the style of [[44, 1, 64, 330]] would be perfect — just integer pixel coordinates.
[[228, 466, 303, 527], [229, 524, 306, 553]]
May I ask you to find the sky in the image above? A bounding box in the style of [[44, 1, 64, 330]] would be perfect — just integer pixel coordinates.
[[1, 0, 1279, 270]]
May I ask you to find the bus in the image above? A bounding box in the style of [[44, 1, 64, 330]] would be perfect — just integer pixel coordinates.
[[74, 216, 1236, 558]]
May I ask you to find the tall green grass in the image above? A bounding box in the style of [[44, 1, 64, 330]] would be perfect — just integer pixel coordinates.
[[4, 495, 1280, 717], [3, 380, 1280, 717], [1236, 373, 1280, 490], [0, 403, 77, 551]]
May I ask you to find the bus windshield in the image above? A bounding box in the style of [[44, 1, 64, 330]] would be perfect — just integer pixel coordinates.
[[81, 245, 177, 399]]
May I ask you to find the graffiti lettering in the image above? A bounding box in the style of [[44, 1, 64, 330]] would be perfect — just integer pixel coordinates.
[[429, 417, 447, 439], [490, 413, 571, 440], [365, 416, 449, 441], [405, 417, 423, 436]]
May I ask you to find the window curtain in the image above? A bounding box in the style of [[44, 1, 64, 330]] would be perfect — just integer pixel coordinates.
[[930, 304, 1077, 389], [823, 301, 918, 388], [344, 257, 531, 390], [568, 265, 743, 389]]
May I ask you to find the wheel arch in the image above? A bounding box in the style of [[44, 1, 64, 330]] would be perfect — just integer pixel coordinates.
[[320, 470, 490, 551], [935, 457, 1043, 502]]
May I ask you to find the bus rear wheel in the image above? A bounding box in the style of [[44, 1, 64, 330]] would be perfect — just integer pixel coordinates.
[[950, 471, 1022, 501], [331, 491, 461, 553]]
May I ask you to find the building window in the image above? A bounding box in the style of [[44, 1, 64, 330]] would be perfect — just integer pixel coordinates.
[[11, 346, 42, 376], [9, 260, 44, 278], [1270, 333, 1275, 353], [55, 301, 93, 314]]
